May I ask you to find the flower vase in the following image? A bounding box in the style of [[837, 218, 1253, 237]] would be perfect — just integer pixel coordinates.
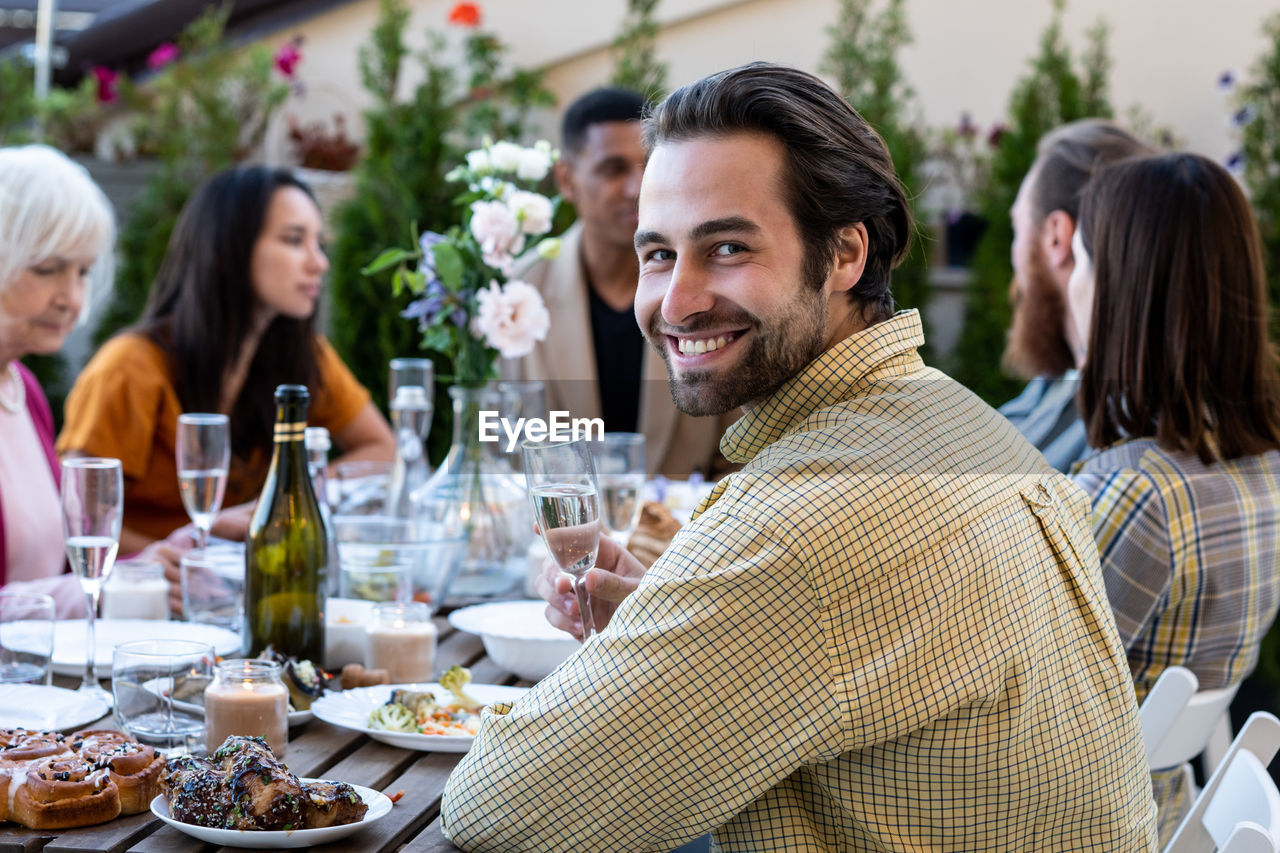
[[410, 385, 533, 601]]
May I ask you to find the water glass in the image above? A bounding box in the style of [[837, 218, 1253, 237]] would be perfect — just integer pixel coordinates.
[[181, 543, 245, 632], [175, 414, 231, 549], [112, 639, 214, 757], [593, 432, 647, 543], [0, 591, 54, 684]]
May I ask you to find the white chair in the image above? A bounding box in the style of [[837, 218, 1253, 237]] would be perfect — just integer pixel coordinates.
[[1141, 666, 1241, 782], [1165, 711, 1280, 852]]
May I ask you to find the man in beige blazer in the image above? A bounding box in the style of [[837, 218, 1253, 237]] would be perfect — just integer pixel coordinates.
[[505, 87, 735, 479]]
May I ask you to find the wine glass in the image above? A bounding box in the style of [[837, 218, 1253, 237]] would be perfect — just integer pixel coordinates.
[[61, 457, 123, 705], [386, 358, 434, 517], [521, 438, 601, 638], [175, 413, 230, 549], [593, 432, 647, 544]]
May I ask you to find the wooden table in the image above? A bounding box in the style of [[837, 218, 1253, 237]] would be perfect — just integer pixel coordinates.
[[0, 618, 527, 853]]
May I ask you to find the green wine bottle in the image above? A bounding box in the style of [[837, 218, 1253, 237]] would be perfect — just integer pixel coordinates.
[[244, 385, 328, 660]]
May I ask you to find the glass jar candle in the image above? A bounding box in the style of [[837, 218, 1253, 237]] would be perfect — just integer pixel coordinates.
[[100, 561, 169, 620], [204, 659, 289, 756], [365, 601, 436, 683]]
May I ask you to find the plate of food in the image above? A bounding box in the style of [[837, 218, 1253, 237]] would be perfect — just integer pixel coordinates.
[[151, 735, 392, 849], [309, 665, 528, 752]]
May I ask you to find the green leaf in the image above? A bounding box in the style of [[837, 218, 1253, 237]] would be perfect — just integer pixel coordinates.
[[419, 325, 452, 354], [432, 241, 464, 290], [361, 247, 415, 276]]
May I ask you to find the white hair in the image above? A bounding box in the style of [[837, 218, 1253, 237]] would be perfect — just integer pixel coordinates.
[[0, 145, 115, 320]]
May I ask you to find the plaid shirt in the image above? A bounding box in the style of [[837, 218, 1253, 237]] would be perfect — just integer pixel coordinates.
[[442, 311, 1157, 852], [1075, 438, 1280, 842]]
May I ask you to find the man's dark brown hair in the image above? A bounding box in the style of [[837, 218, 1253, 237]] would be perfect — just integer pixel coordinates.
[[643, 61, 911, 324], [1078, 152, 1280, 462]]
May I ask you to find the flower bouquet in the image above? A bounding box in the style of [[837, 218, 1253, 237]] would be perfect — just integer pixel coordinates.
[[362, 139, 560, 599], [363, 138, 559, 385]]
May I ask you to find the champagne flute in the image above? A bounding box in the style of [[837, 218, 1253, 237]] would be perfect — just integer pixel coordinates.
[[594, 432, 647, 544], [176, 414, 230, 549], [61, 457, 123, 704], [521, 438, 601, 638]]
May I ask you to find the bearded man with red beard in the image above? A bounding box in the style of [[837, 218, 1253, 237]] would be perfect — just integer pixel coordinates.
[[998, 119, 1153, 472]]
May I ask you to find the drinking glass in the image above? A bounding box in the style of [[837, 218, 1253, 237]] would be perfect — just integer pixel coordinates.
[[181, 543, 245, 631], [62, 457, 123, 705], [112, 639, 214, 757], [175, 413, 230, 549], [497, 380, 547, 472], [521, 438, 601, 638], [0, 591, 54, 684], [387, 358, 434, 517], [593, 432, 647, 544]]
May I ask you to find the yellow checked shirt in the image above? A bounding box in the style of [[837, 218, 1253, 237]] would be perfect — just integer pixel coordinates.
[[441, 310, 1158, 852]]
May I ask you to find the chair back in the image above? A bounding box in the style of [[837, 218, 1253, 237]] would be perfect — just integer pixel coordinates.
[[1166, 712, 1280, 853], [1142, 666, 1241, 770]]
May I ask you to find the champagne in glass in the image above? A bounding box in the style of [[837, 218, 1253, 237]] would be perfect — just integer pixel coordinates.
[[594, 433, 647, 544], [176, 414, 230, 548], [522, 439, 601, 637], [61, 457, 123, 706]]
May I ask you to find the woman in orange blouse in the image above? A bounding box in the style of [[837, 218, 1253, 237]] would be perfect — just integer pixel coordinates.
[[59, 166, 394, 554]]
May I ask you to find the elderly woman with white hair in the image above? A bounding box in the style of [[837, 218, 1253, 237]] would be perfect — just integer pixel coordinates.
[[0, 145, 114, 616]]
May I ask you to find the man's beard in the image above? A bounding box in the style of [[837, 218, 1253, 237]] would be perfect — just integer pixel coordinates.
[[646, 286, 828, 417], [1003, 246, 1075, 380]]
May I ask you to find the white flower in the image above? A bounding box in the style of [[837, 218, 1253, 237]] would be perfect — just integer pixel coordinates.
[[471, 279, 551, 358], [516, 146, 552, 182], [488, 141, 523, 173], [465, 148, 492, 173], [507, 190, 554, 235], [470, 200, 524, 273]]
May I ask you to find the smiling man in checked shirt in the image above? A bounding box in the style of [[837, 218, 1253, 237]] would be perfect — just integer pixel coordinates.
[[441, 62, 1158, 852]]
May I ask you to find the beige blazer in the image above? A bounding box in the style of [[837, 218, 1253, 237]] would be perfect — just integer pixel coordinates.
[[503, 224, 735, 479]]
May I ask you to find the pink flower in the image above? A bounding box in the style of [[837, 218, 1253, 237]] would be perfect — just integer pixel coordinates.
[[91, 67, 119, 103], [471, 280, 550, 358], [146, 42, 179, 70], [274, 40, 302, 77], [469, 200, 523, 273]]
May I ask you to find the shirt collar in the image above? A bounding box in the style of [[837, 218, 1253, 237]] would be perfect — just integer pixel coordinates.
[[719, 309, 926, 464]]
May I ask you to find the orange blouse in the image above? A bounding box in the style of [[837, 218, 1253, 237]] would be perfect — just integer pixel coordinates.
[[57, 333, 369, 542]]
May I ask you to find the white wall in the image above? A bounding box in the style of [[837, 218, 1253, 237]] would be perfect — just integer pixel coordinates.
[[257, 0, 1272, 168]]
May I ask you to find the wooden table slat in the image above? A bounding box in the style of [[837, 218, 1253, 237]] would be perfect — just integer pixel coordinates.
[[125, 825, 212, 853], [434, 631, 486, 673], [399, 816, 459, 853], [41, 810, 161, 853], [314, 753, 461, 853], [0, 828, 52, 853]]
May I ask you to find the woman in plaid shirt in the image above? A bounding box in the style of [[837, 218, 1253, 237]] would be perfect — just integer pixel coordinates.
[[1070, 152, 1280, 844]]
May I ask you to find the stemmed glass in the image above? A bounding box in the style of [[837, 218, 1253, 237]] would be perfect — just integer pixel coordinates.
[[175, 413, 230, 549], [386, 358, 434, 517], [521, 438, 601, 638], [594, 432, 647, 544], [61, 457, 123, 705]]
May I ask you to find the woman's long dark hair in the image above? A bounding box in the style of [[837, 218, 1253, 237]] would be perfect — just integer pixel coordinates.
[[137, 165, 321, 463], [1077, 153, 1280, 463]]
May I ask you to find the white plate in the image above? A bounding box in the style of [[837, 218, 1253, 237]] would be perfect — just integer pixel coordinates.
[[140, 678, 313, 727], [47, 620, 241, 678], [310, 682, 528, 752], [150, 778, 391, 849], [0, 684, 111, 731]]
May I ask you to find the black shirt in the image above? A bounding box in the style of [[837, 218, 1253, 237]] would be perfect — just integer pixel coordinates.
[[588, 284, 645, 433]]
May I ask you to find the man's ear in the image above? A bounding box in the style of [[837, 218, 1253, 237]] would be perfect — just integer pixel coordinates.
[[828, 222, 869, 295], [554, 159, 577, 204], [1040, 210, 1075, 271]]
